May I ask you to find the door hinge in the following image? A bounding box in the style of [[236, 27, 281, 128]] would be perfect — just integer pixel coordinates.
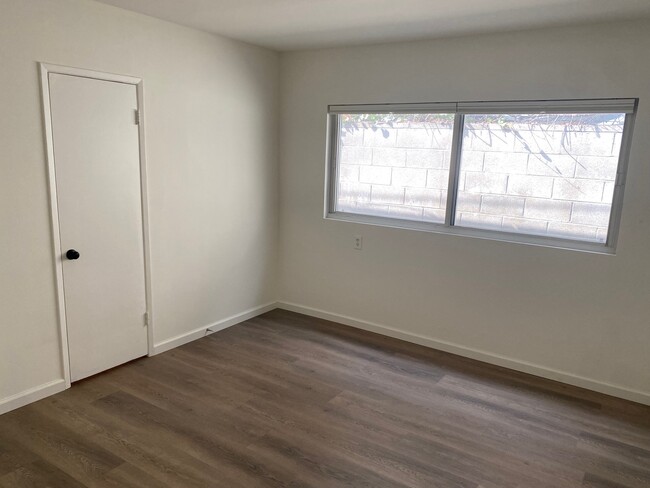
[[143, 312, 149, 327], [134, 109, 140, 125]]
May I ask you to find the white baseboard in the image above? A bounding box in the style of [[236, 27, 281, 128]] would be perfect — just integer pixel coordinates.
[[276, 301, 650, 406], [151, 302, 277, 355], [4, 300, 647, 417], [0, 303, 277, 416], [0, 379, 67, 415]]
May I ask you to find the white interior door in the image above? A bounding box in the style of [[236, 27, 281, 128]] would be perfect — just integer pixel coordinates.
[[49, 73, 148, 382]]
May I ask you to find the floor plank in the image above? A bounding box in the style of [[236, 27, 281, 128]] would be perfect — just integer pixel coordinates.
[[0, 309, 649, 487]]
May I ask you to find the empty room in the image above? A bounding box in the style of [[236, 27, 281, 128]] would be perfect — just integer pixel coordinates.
[[1, 0, 650, 486]]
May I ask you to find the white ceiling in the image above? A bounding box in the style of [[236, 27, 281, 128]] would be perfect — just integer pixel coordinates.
[[95, 0, 650, 51]]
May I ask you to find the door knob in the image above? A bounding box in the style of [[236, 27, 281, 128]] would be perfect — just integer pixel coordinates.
[[66, 249, 80, 260]]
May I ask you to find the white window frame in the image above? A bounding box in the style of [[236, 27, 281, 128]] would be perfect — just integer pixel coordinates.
[[325, 99, 638, 254]]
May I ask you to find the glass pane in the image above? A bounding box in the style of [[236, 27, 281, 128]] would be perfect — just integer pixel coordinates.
[[455, 113, 625, 243], [336, 113, 454, 224]]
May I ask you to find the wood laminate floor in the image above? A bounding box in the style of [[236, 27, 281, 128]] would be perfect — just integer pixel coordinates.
[[1, 309, 649, 487]]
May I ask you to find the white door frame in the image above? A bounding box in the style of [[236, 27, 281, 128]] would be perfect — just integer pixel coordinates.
[[39, 63, 155, 388]]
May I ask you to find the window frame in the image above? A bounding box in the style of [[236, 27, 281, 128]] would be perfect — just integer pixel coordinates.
[[325, 98, 638, 254]]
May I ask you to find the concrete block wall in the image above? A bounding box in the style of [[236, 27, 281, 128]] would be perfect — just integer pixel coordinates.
[[458, 123, 621, 242], [338, 125, 453, 223], [337, 122, 622, 242]]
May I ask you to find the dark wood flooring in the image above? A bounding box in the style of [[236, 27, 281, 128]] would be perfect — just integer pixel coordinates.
[[1, 309, 649, 487]]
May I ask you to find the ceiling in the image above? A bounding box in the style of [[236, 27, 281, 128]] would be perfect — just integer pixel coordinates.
[[95, 0, 650, 51]]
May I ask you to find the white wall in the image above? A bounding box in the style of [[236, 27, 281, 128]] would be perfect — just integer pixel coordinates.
[[0, 0, 279, 410], [278, 20, 650, 403]]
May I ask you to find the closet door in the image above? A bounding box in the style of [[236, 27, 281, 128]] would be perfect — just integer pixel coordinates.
[[49, 73, 148, 381]]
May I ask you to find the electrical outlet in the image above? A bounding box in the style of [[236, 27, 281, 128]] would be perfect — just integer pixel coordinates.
[[353, 235, 363, 250]]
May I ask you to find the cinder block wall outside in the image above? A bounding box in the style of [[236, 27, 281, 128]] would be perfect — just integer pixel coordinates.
[[337, 122, 620, 242]]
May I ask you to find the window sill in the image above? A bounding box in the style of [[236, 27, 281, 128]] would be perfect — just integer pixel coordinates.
[[325, 211, 616, 255]]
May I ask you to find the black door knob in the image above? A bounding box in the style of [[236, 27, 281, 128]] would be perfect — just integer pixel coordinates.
[[66, 249, 80, 260]]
